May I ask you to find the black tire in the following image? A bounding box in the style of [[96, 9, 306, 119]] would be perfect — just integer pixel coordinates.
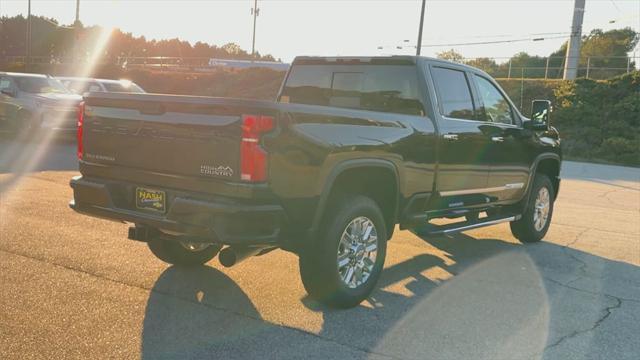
[[299, 195, 387, 308], [510, 174, 555, 243], [147, 237, 220, 267]]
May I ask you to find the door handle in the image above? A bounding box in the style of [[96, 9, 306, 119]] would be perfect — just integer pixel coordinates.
[[443, 134, 459, 141], [491, 136, 504, 142]]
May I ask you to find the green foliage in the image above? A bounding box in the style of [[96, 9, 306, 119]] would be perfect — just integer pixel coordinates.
[[436, 49, 465, 63], [465, 57, 499, 74], [578, 28, 639, 79], [497, 79, 560, 114], [499, 73, 639, 166], [449, 28, 639, 80]]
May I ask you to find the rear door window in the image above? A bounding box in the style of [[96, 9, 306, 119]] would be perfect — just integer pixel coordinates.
[[431, 67, 477, 120], [88, 83, 102, 92], [280, 64, 424, 115]]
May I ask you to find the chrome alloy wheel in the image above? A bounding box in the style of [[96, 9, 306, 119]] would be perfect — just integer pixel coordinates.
[[337, 216, 378, 289], [180, 241, 212, 252], [533, 187, 551, 231]]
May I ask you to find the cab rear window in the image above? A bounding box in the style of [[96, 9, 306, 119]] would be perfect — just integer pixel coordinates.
[[280, 64, 424, 116]]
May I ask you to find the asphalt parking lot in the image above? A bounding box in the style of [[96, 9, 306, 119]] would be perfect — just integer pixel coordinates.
[[1, 138, 639, 360]]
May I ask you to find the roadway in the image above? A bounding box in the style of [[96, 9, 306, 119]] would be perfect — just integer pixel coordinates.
[[1, 138, 638, 359]]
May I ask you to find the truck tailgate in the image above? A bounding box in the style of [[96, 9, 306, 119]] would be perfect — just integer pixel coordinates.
[[82, 93, 277, 183]]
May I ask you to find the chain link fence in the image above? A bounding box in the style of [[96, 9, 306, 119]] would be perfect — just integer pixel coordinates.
[[1, 55, 638, 79], [462, 55, 638, 80]]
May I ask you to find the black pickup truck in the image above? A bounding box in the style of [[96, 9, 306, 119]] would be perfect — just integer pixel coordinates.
[[70, 56, 561, 308]]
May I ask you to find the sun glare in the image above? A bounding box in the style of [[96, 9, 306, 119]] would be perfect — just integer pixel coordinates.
[[0, 27, 114, 196]]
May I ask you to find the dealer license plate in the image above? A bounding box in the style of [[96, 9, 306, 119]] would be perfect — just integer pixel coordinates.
[[135, 187, 166, 213]]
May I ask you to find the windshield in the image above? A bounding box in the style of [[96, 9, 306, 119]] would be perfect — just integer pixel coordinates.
[[14, 76, 69, 94]]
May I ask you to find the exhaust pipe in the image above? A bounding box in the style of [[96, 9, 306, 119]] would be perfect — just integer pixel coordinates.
[[128, 226, 152, 242], [219, 246, 273, 267]]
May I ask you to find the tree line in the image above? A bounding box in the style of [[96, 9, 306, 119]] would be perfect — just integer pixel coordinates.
[[437, 28, 638, 79], [0, 15, 278, 62]]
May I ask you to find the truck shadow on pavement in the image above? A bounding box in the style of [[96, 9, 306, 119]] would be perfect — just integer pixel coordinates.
[[141, 233, 639, 359], [141, 266, 266, 359], [312, 233, 640, 359]]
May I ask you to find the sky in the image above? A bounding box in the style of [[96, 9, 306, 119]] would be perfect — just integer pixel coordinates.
[[1, 0, 639, 63]]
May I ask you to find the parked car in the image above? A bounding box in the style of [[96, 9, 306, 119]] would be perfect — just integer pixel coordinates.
[[57, 77, 145, 94], [0, 72, 82, 134], [70, 56, 561, 308]]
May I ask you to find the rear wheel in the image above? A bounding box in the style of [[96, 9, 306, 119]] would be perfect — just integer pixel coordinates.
[[510, 174, 555, 243], [299, 195, 387, 308], [147, 237, 221, 266]]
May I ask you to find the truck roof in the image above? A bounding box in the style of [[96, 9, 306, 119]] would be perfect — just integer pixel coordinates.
[[291, 55, 487, 74]]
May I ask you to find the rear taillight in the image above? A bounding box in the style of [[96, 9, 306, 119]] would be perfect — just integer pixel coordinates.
[[77, 101, 85, 160], [240, 114, 274, 182]]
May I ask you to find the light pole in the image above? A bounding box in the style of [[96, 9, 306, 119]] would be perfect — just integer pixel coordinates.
[[416, 0, 426, 55], [74, 0, 80, 64], [26, 0, 31, 69], [251, 0, 259, 59]]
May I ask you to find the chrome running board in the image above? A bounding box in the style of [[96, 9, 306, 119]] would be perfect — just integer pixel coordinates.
[[413, 214, 521, 236]]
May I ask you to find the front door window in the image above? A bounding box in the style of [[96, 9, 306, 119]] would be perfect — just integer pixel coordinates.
[[474, 75, 514, 125]]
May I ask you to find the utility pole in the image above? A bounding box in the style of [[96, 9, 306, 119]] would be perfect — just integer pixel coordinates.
[[26, 0, 31, 69], [251, 0, 259, 60], [563, 0, 585, 80], [416, 0, 426, 55]]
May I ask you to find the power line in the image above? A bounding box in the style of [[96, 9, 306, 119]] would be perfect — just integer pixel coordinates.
[[381, 9, 638, 51], [608, 0, 621, 13], [418, 31, 572, 41], [420, 35, 570, 47], [378, 35, 571, 50]]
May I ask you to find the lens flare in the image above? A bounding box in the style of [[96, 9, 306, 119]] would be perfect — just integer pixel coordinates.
[[0, 27, 114, 196]]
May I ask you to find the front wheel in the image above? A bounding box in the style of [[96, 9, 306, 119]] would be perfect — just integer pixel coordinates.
[[510, 174, 555, 243], [299, 195, 387, 308], [147, 236, 221, 267]]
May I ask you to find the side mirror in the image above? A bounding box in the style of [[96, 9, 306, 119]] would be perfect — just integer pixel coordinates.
[[526, 99, 551, 131], [1, 88, 16, 97]]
